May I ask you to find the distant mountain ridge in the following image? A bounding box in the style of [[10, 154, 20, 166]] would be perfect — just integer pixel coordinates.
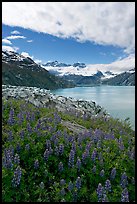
[[2, 51, 74, 90], [42, 60, 135, 86]]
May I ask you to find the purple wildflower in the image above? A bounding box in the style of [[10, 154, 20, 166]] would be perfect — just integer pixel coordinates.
[[16, 143, 21, 153], [76, 157, 81, 171], [60, 188, 65, 196], [68, 181, 73, 191], [92, 165, 96, 174], [8, 108, 15, 125], [105, 179, 111, 192], [58, 162, 64, 172], [14, 154, 20, 165], [110, 168, 116, 180], [96, 183, 103, 200], [59, 144, 64, 155], [12, 166, 22, 187], [25, 144, 30, 151], [120, 172, 128, 188], [100, 169, 105, 177], [44, 149, 50, 161], [8, 131, 13, 141], [34, 159, 39, 169], [20, 130, 24, 140], [91, 148, 97, 162], [82, 152, 87, 164], [75, 177, 81, 190], [121, 188, 129, 202], [102, 193, 109, 202], [60, 179, 66, 186], [68, 149, 75, 168], [2, 149, 13, 169], [54, 146, 59, 156], [27, 123, 32, 133]]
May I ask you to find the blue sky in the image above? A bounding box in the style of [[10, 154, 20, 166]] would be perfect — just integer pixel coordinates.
[[2, 2, 135, 72], [2, 24, 126, 64]]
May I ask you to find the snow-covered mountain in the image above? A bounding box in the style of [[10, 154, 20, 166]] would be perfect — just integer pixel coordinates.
[[41, 62, 117, 79], [2, 51, 74, 89]]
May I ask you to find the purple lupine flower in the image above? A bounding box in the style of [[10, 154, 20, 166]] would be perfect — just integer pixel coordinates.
[[34, 159, 39, 169], [17, 112, 24, 124], [60, 188, 65, 196], [76, 157, 81, 171], [100, 169, 105, 177], [120, 172, 128, 188], [31, 112, 35, 121], [102, 193, 109, 202], [96, 183, 103, 201], [8, 131, 13, 141], [27, 122, 32, 133], [2, 149, 13, 169], [59, 144, 64, 155], [99, 159, 104, 166], [44, 149, 50, 161], [119, 142, 125, 150], [86, 141, 92, 151], [8, 108, 15, 125], [73, 189, 78, 202], [92, 165, 96, 174], [82, 152, 87, 164], [54, 146, 59, 156], [121, 188, 129, 202], [68, 181, 73, 191], [46, 140, 51, 149], [25, 144, 30, 151], [20, 130, 24, 140], [49, 147, 53, 155], [75, 177, 81, 190], [105, 179, 111, 192], [110, 168, 116, 180], [39, 182, 44, 189], [16, 143, 21, 153], [68, 149, 75, 168], [12, 166, 22, 187], [98, 152, 102, 161], [60, 179, 66, 186], [58, 162, 64, 172], [14, 154, 20, 165], [91, 148, 97, 162], [72, 142, 76, 152], [54, 138, 59, 146], [97, 140, 101, 149], [26, 112, 31, 121]]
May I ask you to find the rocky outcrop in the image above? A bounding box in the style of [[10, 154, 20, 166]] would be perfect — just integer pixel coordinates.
[[2, 85, 109, 118]]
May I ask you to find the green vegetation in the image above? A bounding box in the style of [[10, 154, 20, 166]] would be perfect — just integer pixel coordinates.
[[2, 98, 135, 202]]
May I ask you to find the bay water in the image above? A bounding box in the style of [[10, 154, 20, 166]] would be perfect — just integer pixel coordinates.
[[52, 86, 135, 130]]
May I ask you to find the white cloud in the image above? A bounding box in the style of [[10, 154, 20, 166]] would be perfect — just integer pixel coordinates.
[[21, 52, 33, 59], [44, 54, 135, 76], [6, 35, 26, 40], [2, 38, 12, 45], [27, 40, 33, 43], [2, 45, 19, 52], [11, 30, 20, 34], [2, 2, 135, 53], [87, 54, 135, 74], [34, 59, 42, 64]]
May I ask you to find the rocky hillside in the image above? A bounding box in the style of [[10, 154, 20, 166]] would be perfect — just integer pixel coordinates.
[[102, 69, 135, 86], [2, 85, 108, 117], [2, 51, 74, 90]]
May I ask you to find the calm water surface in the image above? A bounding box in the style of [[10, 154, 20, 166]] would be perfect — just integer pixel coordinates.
[[52, 86, 135, 130]]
